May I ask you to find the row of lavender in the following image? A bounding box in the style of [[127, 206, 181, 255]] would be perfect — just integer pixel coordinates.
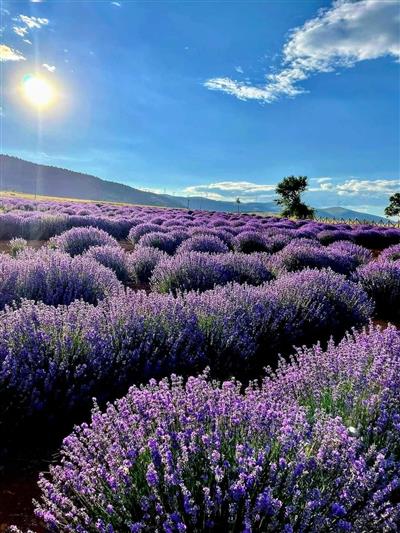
[[1, 198, 399, 531], [1, 196, 400, 248], [12, 325, 400, 532], [2, 225, 399, 318]]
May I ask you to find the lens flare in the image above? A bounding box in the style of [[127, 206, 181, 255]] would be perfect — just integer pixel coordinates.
[[22, 74, 55, 108]]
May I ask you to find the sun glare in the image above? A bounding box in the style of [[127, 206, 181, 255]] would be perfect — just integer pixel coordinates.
[[22, 75, 55, 108]]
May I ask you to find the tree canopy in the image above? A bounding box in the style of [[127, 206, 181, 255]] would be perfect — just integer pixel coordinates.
[[275, 175, 314, 219], [385, 192, 400, 219]]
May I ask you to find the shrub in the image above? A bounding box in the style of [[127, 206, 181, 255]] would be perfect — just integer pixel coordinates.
[[34, 326, 400, 533], [188, 227, 234, 247], [151, 252, 273, 295], [379, 243, 400, 263], [267, 268, 373, 345], [185, 283, 286, 375], [0, 293, 204, 436], [128, 223, 167, 244], [383, 228, 400, 246], [8, 237, 28, 257], [317, 230, 354, 245], [129, 246, 167, 284], [268, 240, 355, 276], [84, 245, 132, 283], [219, 253, 274, 286], [327, 240, 372, 270], [151, 252, 229, 294], [353, 260, 400, 320], [138, 231, 181, 255], [352, 229, 386, 249], [0, 249, 122, 309], [176, 234, 229, 255], [233, 231, 270, 253], [49, 226, 119, 256]]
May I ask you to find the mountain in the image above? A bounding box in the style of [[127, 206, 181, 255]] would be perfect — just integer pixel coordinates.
[[0, 155, 182, 208], [315, 206, 389, 223], [0, 155, 388, 222], [171, 195, 278, 213]]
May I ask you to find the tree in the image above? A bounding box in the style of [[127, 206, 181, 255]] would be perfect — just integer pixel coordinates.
[[275, 175, 314, 219], [385, 192, 400, 221], [236, 197, 241, 214]]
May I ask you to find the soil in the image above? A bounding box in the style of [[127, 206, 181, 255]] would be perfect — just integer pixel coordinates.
[[0, 463, 45, 532]]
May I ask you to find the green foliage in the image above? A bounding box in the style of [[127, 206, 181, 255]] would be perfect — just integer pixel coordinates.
[[385, 192, 400, 219], [275, 175, 314, 219]]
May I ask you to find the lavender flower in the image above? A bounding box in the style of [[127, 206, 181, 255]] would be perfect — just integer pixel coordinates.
[[49, 226, 119, 256], [33, 326, 400, 532]]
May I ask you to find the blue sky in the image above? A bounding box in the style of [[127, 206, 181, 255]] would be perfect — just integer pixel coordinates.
[[1, 0, 399, 215]]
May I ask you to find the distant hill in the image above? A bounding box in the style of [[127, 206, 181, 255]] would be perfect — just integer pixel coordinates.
[[0, 155, 389, 222], [315, 206, 389, 223], [0, 155, 182, 208], [171, 194, 278, 213]]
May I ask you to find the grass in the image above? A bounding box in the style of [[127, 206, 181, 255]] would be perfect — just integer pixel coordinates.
[[0, 190, 174, 210]]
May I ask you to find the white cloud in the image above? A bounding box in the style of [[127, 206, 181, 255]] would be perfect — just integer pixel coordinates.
[[42, 63, 56, 72], [19, 15, 49, 29], [205, 0, 400, 103], [184, 180, 276, 201], [0, 44, 26, 61], [111, 1, 121, 6], [308, 177, 399, 198], [335, 178, 399, 196], [235, 65, 244, 74], [23, 39, 32, 45], [13, 26, 28, 37]]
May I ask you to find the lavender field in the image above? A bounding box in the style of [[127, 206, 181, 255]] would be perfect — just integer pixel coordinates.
[[0, 197, 399, 532]]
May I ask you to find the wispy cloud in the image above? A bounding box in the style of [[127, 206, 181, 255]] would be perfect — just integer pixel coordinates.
[[205, 0, 400, 103], [183, 177, 398, 205], [184, 180, 276, 201], [334, 179, 399, 196], [13, 26, 28, 37], [0, 44, 26, 62], [42, 63, 56, 72], [111, 1, 121, 6], [19, 15, 49, 29], [11, 14, 49, 44]]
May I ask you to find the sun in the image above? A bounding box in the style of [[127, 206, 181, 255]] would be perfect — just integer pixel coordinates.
[[22, 74, 55, 108]]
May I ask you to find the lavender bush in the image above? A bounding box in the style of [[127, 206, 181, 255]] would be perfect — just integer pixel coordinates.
[[33, 325, 400, 532], [151, 252, 229, 294], [353, 260, 400, 320], [49, 226, 119, 256], [176, 234, 229, 255], [379, 243, 400, 262], [0, 249, 122, 309], [138, 231, 182, 255], [129, 246, 167, 284], [84, 245, 132, 283], [268, 240, 358, 276], [128, 223, 167, 244], [267, 268, 373, 345], [151, 252, 274, 294], [0, 292, 204, 435], [233, 231, 270, 254], [327, 240, 372, 269]]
